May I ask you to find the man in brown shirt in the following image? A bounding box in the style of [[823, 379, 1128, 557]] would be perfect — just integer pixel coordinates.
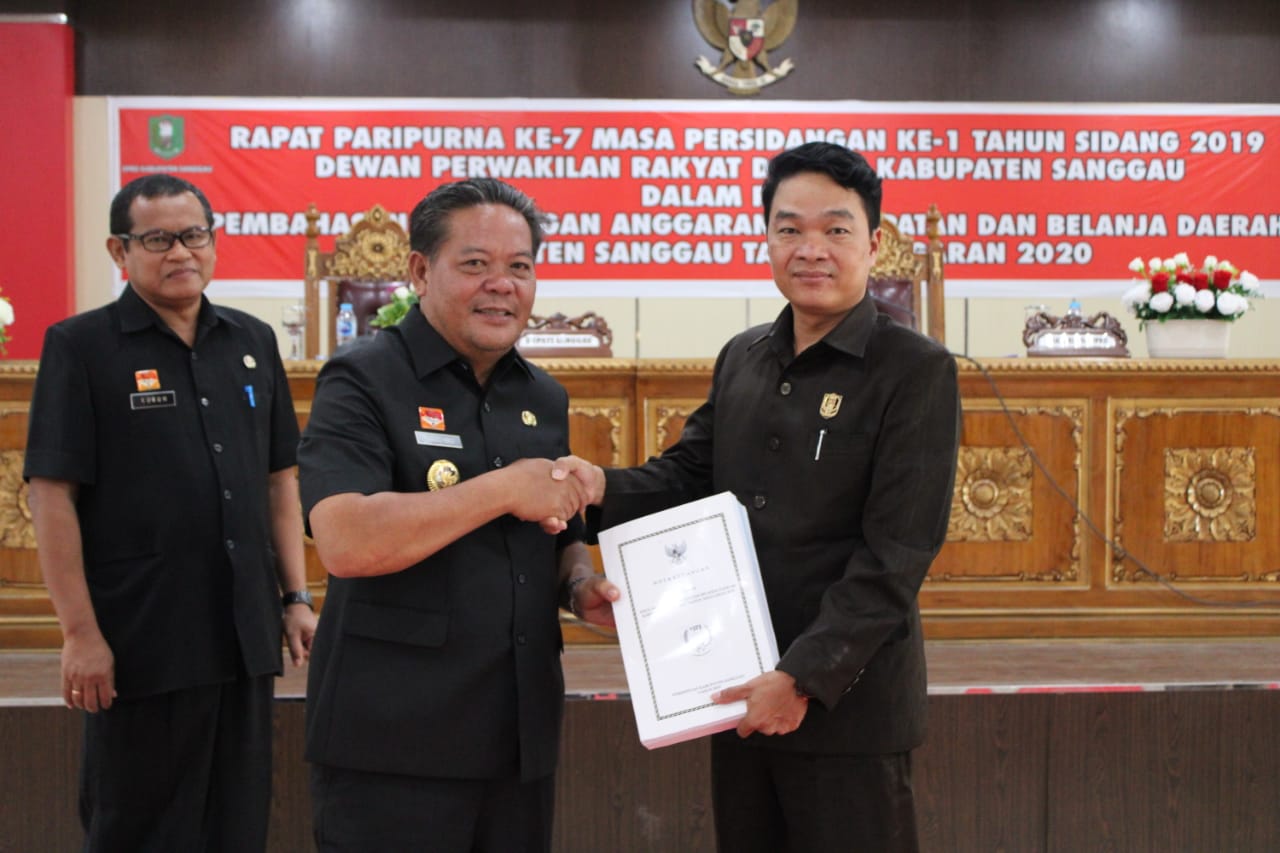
[[559, 142, 961, 852]]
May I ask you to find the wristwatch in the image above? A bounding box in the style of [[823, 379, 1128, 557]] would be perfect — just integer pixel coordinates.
[[281, 589, 314, 610]]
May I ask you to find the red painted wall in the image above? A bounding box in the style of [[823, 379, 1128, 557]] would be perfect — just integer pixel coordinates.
[[0, 20, 74, 359]]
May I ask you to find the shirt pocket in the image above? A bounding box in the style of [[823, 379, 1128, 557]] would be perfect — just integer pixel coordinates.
[[811, 428, 875, 460], [517, 433, 566, 462], [343, 600, 449, 648], [806, 428, 876, 509]]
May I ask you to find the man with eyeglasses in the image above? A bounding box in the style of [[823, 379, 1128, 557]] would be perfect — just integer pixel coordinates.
[[24, 173, 316, 851]]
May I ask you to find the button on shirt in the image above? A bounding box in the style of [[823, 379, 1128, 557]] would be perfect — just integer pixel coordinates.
[[298, 308, 581, 781], [23, 284, 300, 698]]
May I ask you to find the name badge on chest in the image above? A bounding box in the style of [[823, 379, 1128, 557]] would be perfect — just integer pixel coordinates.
[[130, 390, 178, 410], [415, 431, 463, 449]]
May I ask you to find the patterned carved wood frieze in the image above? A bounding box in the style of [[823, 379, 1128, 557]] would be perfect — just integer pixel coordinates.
[[933, 403, 1084, 583], [949, 447, 1033, 542], [1164, 447, 1256, 543], [1113, 403, 1280, 584], [568, 402, 626, 467], [5, 359, 1280, 643], [0, 450, 35, 549], [646, 400, 702, 458]]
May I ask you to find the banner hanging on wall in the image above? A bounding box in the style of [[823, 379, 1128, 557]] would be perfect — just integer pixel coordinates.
[[111, 98, 1279, 298]]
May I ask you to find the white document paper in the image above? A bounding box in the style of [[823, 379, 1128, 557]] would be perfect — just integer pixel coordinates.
[[599, 491, 780, 749]]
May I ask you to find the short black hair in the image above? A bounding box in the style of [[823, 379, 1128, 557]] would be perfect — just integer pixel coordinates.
[[409, 178, 545, 259], [761, 142, 882, 230], [109, 174, 214, 235]]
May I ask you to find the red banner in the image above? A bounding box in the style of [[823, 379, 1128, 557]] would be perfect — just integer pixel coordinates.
[[1, 19, 73, 358], [112, 99, 1279, 297]]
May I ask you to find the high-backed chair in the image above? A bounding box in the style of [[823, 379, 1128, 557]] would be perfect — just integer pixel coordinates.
[[869, 204, 946, 343], [303, 203, 411, 359]]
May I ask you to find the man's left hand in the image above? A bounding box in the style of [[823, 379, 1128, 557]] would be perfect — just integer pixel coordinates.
[[570, 574, 621, 627], [283, 604, 318, 667], [712, 670, 809, 738]]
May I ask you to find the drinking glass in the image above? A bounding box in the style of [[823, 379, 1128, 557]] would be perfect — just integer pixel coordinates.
[[281, 302, 306, 360]]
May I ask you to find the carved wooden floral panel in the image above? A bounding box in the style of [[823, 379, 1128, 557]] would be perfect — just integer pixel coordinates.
[[1163, 447, 1255, 542]]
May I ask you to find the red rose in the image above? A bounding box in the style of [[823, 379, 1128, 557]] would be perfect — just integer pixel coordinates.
[[1194, 271, 1210, 291], [1176, 270, 1194, 285], [1151, 271, 1170, 293], [1212, 269, 1233, 290]]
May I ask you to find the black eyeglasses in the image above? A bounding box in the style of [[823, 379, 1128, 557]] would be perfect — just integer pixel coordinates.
[[116, 226, 214, 253]]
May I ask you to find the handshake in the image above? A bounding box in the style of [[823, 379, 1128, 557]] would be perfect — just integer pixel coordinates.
[[502, 454, 606, 535], [525, 454, 621, 626]]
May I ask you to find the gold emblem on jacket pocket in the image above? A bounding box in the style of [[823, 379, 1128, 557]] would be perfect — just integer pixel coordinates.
[[819, 393, 843, 419], [426, 459, 460, 491]]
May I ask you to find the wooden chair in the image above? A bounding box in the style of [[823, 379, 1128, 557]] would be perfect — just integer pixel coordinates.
[[303, 203, 411, 358], [869, 204, 946, 343]]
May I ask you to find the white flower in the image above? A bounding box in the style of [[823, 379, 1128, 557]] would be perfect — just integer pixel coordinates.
[[1238, 270, 1260, 293], [1161, 258, 1178, 272], [1172, 283, 1197, 306], [1121, 282, 1150, 312], [1216, 259, 1233, 272], [1193, 290, 1217, 313], [1203, 255, 1219, 269], [393, 285, 412, 300], [1128, 257, 1145, 273], [1216, 291, 1248, 317], [0, 297, 12, 327], [1150, 292, 1175, 313], [1148, 256, 1163, 271], [1173, 252, 1191, 268]]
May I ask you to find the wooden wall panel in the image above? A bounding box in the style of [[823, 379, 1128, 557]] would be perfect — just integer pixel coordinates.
[[3, 1, 1276, 103], [0, 706, 81, 852], [5, 359, 1280, 647], [5, 690, 1277, 852], [1045, 691, 1280, 853], [1110, 400, 1280, 586], [0, 370, 58, 648], [934, 401, 1087, 586], [915, 695, 1050, 853]]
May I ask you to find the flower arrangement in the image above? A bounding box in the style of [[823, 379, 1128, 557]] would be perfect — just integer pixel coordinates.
[[0, 288, 14, 355], [369, 285, 417, 329], [1121, 253, 1261, 330]]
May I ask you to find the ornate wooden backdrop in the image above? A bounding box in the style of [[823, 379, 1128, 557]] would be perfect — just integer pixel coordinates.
[[3, 358, 1278, 648]]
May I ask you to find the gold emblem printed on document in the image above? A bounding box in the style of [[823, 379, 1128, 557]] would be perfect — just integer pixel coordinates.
[[426, 459, 460, 491], [819, 393, 843, 420]]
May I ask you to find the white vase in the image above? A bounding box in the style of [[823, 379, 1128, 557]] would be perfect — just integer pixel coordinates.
[[1145, 319, 1231, 358]]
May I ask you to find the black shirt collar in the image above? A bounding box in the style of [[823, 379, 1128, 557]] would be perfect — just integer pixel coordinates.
[[756, 295, 879, 361], [117, 282, 233, 336]]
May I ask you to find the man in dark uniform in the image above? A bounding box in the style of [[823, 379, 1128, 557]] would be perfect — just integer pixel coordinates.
[[298, 177, 617, 852], [557, 142, 962, 852], [24, 173, 317, 852]]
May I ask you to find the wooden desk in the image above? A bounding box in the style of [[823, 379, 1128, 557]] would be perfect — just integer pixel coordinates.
[[3, 357, 1279, 647]]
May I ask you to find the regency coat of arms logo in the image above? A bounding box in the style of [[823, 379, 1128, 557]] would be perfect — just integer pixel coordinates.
[[148, 115, 185, 159], [693, 0, 798, 95]]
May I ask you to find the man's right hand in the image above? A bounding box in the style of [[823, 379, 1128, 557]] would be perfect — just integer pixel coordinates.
[[504, 458, 592, 527], [62, 631, 116, 713]]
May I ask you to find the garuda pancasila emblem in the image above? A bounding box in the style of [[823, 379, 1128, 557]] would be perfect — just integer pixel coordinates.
[[693, 0, 798, 95]]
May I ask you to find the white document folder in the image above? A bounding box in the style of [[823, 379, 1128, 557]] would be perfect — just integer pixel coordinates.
[[599, 491, 780, 749]]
